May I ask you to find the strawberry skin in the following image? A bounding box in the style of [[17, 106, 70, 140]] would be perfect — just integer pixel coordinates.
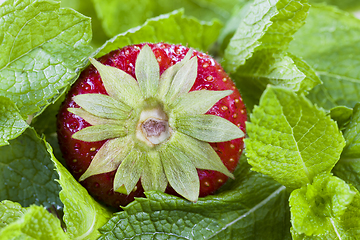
[[56, 43, 246, 208]]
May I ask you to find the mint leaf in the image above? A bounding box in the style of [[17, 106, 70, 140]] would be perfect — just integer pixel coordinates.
[[290, 174, 355, 237], [0, 200, 27, 230], [0, 128, 62, 209], [45, 142, 112, 240], [0, 205, 68, 240], [289, 4, 360, 110], [0, 96, 28, 146], [91, 0, 245, 38], [309, 0, 360, 10], [246, 86, 345, 189], [98, 166, 291, 239], [333, 104, 360, 191], [330, 106, 353, 130], [60, 0, 108, 48], [95, 10, 222, 57], [223, 0, 310, 73], [0, 0, 92, 117], [232, 51, 321, 111]]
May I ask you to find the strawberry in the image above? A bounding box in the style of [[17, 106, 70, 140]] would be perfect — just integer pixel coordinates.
[[56, 43, 246, 209]]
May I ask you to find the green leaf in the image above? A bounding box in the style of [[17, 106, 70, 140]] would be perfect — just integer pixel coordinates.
[[233, 51, 321, 111], [98, 165, 292, 240], [246, 86, 345, 189], [308, 0, 360, 11], [171, 90, 233, 115], [0, 0, 92, 117], [159, 142, 199, 202], [72, 94, 132, 120], [72, 124, 127, 142], [290, 175, 360, 239], [289, 4, 360, 110], [0, 200, 27, 230], [176, 114, 244, 142], [91, 0, 237, 38], [0, 128, 62, 209], [46, 141, 112, 240], [89, 58, 143, 108], [135, 44, 160, 98], [114, 149, 145, 194], [330, 106, 353, 130], [79, 136, 134, 181], [0, 205, 68, 240], [0, 96, 28, 146], [333, 104, 360, 191], [223, 0, 310, 73], [290, 174, 356, 236], [94, 10, 222, 58]]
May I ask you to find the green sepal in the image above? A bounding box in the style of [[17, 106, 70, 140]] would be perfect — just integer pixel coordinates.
[[164, 56, 198, 104], [171, 90, 233, 115], [157, 49, 194, 100], [72, 124, 127, 142], [135, 44, 160, 98], [68, 108, 120, 126], [171, 131, 234, 178], [89, 58, 143, 108], [141, 150, 168, 193], [176, 114, 244, 142], [114, 149, 145, 194], [159, 143, 199, 202], [72, 94, 132, 120], [79, 136, 134, 181]]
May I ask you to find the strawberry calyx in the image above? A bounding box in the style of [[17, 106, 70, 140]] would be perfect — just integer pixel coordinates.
[[68, 44, 244, 202]]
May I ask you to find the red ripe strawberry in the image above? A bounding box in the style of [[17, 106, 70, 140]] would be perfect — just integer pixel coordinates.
[[56, 43, 247, 209]]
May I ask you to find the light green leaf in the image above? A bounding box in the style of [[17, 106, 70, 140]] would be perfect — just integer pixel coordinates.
[[0, 205, 68, 240], [330, 106, 353, 130], [176, 114, 244, 142], [114, 149, 145, 194], [91, 0, 242, 38], [94, 10, 222, 58], [159, 142, 199, 202], [289, 4, 360, 110], [72, 94, 132, 120], [290, 174, 355, 236], [98, 162, 292, 240], [233, 51, 321, 111], [246, 86, 345, 189], [89, 58, 143, 108], [0, 128, 62, 209], [223, 0, 310, 73], [171, 90, 233, 115], [340, 104, 360, 158], [79, 136, 134, 181], [135, 44, 160, 98], [0, 96, 28, 146], [0, 0, 92, 117], [67, 108, 121, 126], [309, 0, 360, 11], [141, 150, 168, 192], [171, 131, 233, 178], [46, 142, 112, 240], [0, 200, 27, 230], [333, 104, 360, 192]]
